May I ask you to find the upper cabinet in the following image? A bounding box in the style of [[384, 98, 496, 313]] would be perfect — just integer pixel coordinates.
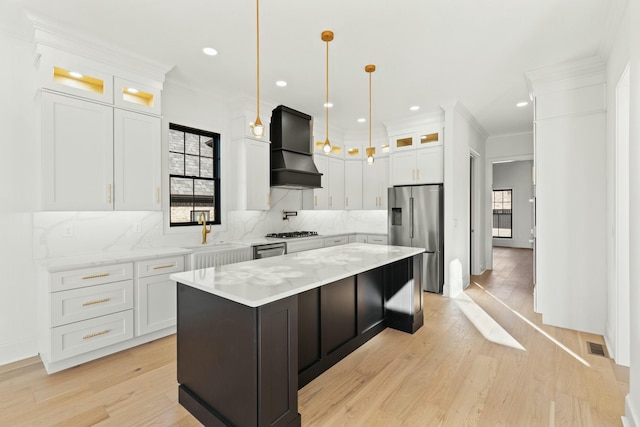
[[362, 156, 388, 210], [344, 160, 363, 210], [390, 129, 442, 152], [312, 154, 344, 210], [35, 39, 170, 211], [231, 137, 270, 211], [388, 124, 444, 186]]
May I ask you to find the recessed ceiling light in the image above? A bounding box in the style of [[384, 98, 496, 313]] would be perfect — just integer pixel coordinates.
[[202, 47, 218, 56], [126, 87, 139, 94], [410, 105, 420, 111], [69, 71, 83, 78], [276, 80, 287, 87], [324, 102, 333, 108], [357, 118, 366, 123], [516, 101, 529, 107]]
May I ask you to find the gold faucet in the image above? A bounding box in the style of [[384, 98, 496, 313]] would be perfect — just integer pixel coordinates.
[[198, 213, 212, 244]]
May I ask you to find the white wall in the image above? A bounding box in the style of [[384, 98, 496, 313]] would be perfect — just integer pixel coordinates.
[[492, 161, 533, 249], [0, 30, 39, 365], [442, 101, 487, 297], [528, 58, 608, 335]]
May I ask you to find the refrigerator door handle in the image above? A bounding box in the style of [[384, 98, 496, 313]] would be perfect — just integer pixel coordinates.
[[409, 197, 414, 238]]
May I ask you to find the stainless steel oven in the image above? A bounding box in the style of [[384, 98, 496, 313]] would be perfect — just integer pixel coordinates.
[[253, 242, 287, 259]]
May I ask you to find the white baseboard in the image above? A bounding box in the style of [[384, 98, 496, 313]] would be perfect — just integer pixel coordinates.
[[623, 394, 638, 427], [0, 337, 38, 366]]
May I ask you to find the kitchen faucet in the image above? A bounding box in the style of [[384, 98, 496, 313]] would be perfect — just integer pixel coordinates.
[[198, 212, 212, 244]]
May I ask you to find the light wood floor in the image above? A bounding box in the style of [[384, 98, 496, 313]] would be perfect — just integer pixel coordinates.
[[0, 247, 629, 426]]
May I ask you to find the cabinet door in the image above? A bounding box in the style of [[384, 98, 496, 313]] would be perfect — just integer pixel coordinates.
[[42, 92, 114, 210], [344, 160, 362, 210], [136, 273, 177, 335], [246, 139, 270, 210], [313, 155, 329, 209], [328, 157, 345, 210], [363, 156, 389, 210], [415, 146, 443, 184], [114, 109, 161, 210], [390, 151, 416, 186]]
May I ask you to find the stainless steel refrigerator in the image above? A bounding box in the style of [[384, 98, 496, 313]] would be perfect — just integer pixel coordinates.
[[388, 184, 444, 293]]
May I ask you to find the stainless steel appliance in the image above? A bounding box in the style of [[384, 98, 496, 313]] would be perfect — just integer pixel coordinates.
[[388, 184, 444, 293], [253, 242, 287, 259]]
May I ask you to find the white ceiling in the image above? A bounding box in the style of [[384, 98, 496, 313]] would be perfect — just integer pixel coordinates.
[[4, 0, 626, 136]]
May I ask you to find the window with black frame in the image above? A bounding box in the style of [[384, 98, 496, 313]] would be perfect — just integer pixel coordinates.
[[168, 123, 220, 227], [492, 189, 512, 238]]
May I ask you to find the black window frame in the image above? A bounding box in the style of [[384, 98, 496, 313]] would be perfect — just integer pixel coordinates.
[[168, 123, 221, 227], [492, 188, 512, 238]]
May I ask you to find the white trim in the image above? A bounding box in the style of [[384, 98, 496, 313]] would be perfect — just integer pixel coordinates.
[[0, 337, 38, 367]]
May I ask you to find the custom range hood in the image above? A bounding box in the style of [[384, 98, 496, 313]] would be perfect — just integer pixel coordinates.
[[270, 105, 322, 189]]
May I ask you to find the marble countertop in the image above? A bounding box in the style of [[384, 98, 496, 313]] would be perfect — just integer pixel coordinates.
[[170, 243, 423, 308]]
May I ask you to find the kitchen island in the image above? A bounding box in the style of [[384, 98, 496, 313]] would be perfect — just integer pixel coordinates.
[[170, 243, 424, 427]]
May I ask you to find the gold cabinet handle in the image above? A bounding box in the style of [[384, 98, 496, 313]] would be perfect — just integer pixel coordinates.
[[83, 329, 110, 340], [152, 264, 174, 270], [329, 196, 332, 207], [82, 273, 110, 280], [267, 191, 271, 206], [82, 297, 111, 307], [107, 184, 112, 204], [346, 196, 349, 207]]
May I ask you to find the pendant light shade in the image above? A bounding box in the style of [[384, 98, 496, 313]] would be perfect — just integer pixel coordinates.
[[321, 30, 334, 154], [365, 64, 376, 165], [250, 0, 264, 138]]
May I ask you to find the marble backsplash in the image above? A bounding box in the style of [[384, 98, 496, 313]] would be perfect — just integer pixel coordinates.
[[33, 188, 387, 259]]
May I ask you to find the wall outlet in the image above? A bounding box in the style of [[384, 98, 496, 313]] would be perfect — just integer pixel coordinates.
[[133, 223, 142, 233], [63, 224, 74, 237]]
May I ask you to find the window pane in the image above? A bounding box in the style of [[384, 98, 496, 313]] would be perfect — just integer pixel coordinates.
[[169, 129, 184, 153], [185, 133, 199, 155], [169, 152, 184, 175], [200, 136, 213, 158], [200, 157, 213, 178], [194, 179, 214, 196], [185, 154, 199, 177], [170, 177, 193, 195]]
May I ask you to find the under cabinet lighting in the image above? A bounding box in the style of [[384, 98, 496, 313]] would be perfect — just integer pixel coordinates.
[[126, 87, 139, 94], [68, 71, 83, 78], [53, 66, 104, 94]]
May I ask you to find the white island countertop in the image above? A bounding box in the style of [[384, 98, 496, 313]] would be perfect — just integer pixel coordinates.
[[170, 243, 424, 307]]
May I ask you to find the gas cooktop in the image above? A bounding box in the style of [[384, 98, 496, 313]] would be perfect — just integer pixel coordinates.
[[265, 231, 319, 239]]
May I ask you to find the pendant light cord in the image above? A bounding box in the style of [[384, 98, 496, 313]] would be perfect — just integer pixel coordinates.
[[325, 38, 329, 143], [256, 0, 260, 119], [369, 69, 372, 149]]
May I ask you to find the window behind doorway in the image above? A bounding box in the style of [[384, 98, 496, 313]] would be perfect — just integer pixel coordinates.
[[492, 189, 512, 238]]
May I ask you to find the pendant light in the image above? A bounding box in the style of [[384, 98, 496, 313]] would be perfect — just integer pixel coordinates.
[[321, 30, 334, 154], [250, 0, 264, 138], [365, 64, 376, 165]]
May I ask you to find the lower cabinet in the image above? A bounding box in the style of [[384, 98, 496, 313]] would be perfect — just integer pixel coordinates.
[[40, 253, 185, 373], [298, 267, 386, 388]]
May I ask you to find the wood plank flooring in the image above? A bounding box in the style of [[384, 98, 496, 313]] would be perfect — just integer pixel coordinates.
[[0, 247, 629, 426]]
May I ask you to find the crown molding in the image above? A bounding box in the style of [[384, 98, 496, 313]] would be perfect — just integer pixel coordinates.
[[525, 56, 606, 95], [383, 108, 445, 136], [30, 14, 173, 85]]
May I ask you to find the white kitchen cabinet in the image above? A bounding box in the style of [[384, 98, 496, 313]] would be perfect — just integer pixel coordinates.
[[114, 109, 161, 210], [42, 92, 162, 211], [328, 157, 345, 209], [363, 156, 389, 210], [390, 146, 443, 185], [324, 235, 349, 247], [135, 256, 184, 336], [42, 92, 114, 210], [286, 238, 324, 253], [344, 160, 363, 210], [40, 253, 185, 373], [232, 138, 270, 210], [390, 129, 442, 152], [366, 235, 388, 245], [113, 77, 162, 116], [313, 155, 329, 209]]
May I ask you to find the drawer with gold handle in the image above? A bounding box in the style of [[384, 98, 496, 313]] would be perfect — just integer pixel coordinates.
[[51, 280, 133, 327], [136, 255, 185, 278], [50, 310, 133, 362], [51, 262, 133, 292]]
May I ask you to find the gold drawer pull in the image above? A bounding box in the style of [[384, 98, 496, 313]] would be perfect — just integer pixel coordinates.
[[334, 240, 341, 243], [153, 264, 174, 270], [82, 273, 110, 280], [82, 298, 111, 307], [82, 329, 110, 340]]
